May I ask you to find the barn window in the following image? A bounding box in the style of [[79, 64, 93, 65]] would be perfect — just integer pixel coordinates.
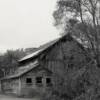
[[68, 63, 74, 68], [26, 78, 32, 84], [46, 78, 52, 86], [36, 77, 42, 85]]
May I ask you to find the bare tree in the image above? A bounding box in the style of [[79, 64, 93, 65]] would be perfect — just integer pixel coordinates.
[[53, 0, 100, 67]]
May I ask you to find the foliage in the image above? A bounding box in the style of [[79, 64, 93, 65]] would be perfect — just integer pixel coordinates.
[[0, 49, 25, 77], [42, 61, 100, 100], [50, 0, 100, 100], [53, 0, 100, 67], [0, 48, 37, 78]]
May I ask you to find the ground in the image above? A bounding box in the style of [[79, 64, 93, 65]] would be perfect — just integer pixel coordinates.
[[0, 94, 39, 100]]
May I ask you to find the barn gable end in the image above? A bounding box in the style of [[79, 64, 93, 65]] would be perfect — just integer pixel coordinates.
[[0, 34, 91, 97]]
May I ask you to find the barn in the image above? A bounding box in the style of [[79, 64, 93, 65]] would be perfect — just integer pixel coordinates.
[[0, 60, 52, 96], [0, 33, 90, 96]]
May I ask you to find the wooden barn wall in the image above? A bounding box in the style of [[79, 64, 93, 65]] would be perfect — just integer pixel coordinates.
[[20, 67, 52, 96], [1, 79, 19, 94], [39, 37, 88, 89]]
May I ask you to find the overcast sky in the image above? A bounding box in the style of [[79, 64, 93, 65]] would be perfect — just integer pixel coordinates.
[[0, 0, 59, 53]]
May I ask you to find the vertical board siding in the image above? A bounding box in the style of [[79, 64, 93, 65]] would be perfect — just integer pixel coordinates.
[[39, 37, 88, 90]]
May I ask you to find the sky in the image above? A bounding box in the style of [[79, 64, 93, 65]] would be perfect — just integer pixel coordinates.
[[0, 0, 59, 53]]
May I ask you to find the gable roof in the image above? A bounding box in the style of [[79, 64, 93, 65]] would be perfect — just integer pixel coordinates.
[[1, 60, 39, 80], [1, 34, 89, 80], [19, 34, 87, 62], [19, 37, 60, 62]]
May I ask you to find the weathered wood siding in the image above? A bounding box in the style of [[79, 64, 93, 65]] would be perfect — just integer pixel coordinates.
[[20, 67, 52, 96], [1, 79, 20, 94], [41, 38, 87, 70], [39, 36, 89, 90]]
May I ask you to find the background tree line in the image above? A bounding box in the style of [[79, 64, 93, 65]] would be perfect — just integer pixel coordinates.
[[0, 47, 37, 78]]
